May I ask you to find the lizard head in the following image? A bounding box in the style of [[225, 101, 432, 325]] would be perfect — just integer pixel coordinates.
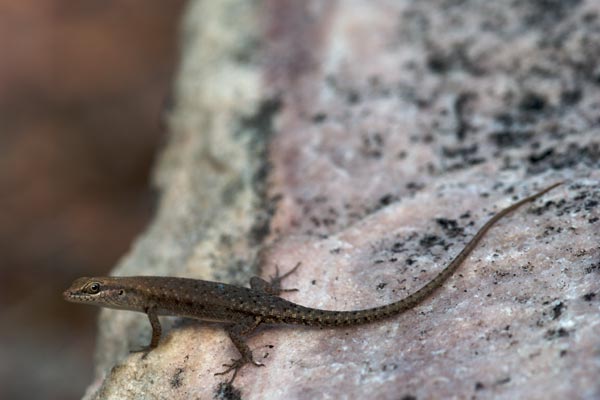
[[63, 277, 142, 311]]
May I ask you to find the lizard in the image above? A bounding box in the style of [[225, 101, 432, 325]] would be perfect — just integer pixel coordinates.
[[63, 181, 562, 382]]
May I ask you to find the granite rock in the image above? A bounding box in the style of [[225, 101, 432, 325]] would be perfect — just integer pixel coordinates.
[[84, 1, 600, 399]]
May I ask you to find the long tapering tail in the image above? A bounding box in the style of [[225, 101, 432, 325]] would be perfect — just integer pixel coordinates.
[[282, 182, 563, 327]]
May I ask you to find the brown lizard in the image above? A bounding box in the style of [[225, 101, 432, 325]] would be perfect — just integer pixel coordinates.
[[63, 182, 562, 382]]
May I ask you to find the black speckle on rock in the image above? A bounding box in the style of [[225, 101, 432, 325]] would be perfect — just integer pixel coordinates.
[[238, 97, 281, 141], [441, 144, 485, 170], [585, 200, 598, 210], [442, 144, 478, 158], [311, 112, 327, 123], [528, 148, 554, 164], [519, 92, 546, 112], [494, 112, 513, 126], [435, 218, 464, 238], [454, 91, 476, 141], [435, 218, 457, 229], [381, 362, 398, 372], [585, 262, 600, 274], [347, 90, 361, 104], [379, 193, 398, 207], [419, 234, 444, 249], [475, 382, 485, 391], [582, 292, 596, 301], [231, 37, 260, 64], [527, 142, 600, 174], [582, 11, 598, 23], [170, 368, 184, 389], [214, 382, 242, 400], [495, 376, 511, 385], [528, 198, 565, 216], [427, 51, 450, 74], [391, 241, 406, 254], [523, 0, 584, 26], [593, 65, 600, 85], [406, 181, 424, 191], [490, 130, 534, 149], [561, 88, 582, 106], [361, 132, 385, 159], [551, 302, 565, 320], [544, 328, 569, 340]]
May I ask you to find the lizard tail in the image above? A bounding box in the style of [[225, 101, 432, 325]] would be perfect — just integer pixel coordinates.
[[286, 181, 562, 327]]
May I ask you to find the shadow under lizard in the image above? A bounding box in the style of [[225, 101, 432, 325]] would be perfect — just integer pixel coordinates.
[[63, 182, 562, 382]]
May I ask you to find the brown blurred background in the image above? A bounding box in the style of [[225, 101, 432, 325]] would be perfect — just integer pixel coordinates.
[[0, 1, 187, 399]]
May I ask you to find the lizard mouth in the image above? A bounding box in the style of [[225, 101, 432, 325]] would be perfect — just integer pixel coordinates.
[[63, 290, 77, 302], [63, 290, 90, 303]]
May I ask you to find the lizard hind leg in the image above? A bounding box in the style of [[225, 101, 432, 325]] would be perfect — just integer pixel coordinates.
[[214, 316, 265, 383], [249, 262, 302, 295]]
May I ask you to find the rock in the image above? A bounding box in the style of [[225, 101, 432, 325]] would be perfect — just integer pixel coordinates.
[[85, 1, 600, 399]]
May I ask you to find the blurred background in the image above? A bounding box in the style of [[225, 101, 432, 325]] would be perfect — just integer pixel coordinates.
[[0, 1, 187, 398]]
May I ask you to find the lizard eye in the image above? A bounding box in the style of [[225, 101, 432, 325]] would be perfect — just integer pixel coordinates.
[[88, 282, 101, 294]]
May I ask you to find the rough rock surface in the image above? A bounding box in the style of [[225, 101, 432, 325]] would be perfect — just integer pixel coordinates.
[[83, 1, 599, 399]]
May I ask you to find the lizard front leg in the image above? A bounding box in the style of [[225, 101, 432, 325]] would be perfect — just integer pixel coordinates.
[[130, 305, 161, 355], [146, 306, 161, 349], [214, 316, 264, 382]]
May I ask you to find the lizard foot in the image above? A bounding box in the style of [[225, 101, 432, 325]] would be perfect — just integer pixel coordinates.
[[249, 262, 302, 295], [269, 262, 302, 293], [214, 357, 265, 383]]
